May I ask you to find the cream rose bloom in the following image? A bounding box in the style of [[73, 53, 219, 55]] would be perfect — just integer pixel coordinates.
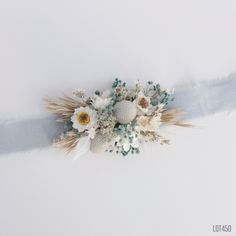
[[137, 114, 162, 132]]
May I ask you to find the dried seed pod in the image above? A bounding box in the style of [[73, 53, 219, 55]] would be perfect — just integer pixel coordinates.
[[90, 133, 108, 154], [114, 100, 137, 124]]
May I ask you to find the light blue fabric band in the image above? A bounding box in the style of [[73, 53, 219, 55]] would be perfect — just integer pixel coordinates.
[[169, 73, 236, 119], [0, 117, 64, 155], [0, 74, 235, 155]]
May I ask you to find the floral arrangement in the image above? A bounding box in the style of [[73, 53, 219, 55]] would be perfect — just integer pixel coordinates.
[[46, 79, 190, 157]]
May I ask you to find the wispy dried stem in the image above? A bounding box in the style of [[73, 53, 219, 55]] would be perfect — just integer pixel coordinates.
[[141, 131, 170, 144]]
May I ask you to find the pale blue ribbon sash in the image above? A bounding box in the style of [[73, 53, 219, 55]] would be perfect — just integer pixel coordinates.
[[0, 74, 236, 155]]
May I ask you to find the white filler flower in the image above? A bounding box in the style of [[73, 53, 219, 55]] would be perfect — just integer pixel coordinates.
[[92, 92, 111, 110], [71, 107, 97, 132]]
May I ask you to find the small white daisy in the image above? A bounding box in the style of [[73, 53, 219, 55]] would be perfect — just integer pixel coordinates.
[[71, 107, 97, 132]]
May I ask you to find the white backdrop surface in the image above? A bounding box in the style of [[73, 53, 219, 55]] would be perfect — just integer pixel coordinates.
[[0, 0, 235, 235]]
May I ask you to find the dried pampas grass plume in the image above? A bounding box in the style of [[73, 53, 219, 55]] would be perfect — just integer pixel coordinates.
[[161, 109, 192, 127], [45, 95, 86, 121], [54, 131, 79, 153]]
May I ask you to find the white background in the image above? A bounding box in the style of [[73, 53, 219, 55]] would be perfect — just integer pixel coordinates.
[[0, 0, 235, 235]]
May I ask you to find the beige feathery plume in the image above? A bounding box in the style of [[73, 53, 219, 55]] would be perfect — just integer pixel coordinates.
[[45, 95, 87, 121], [161, 109, 192, 127], [54, 131, 79, 153]]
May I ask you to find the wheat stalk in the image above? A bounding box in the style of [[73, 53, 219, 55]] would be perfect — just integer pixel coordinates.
[[161, 109, 192, 127], [45, 95, 87, 121], [54, 131, 79, 153]]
